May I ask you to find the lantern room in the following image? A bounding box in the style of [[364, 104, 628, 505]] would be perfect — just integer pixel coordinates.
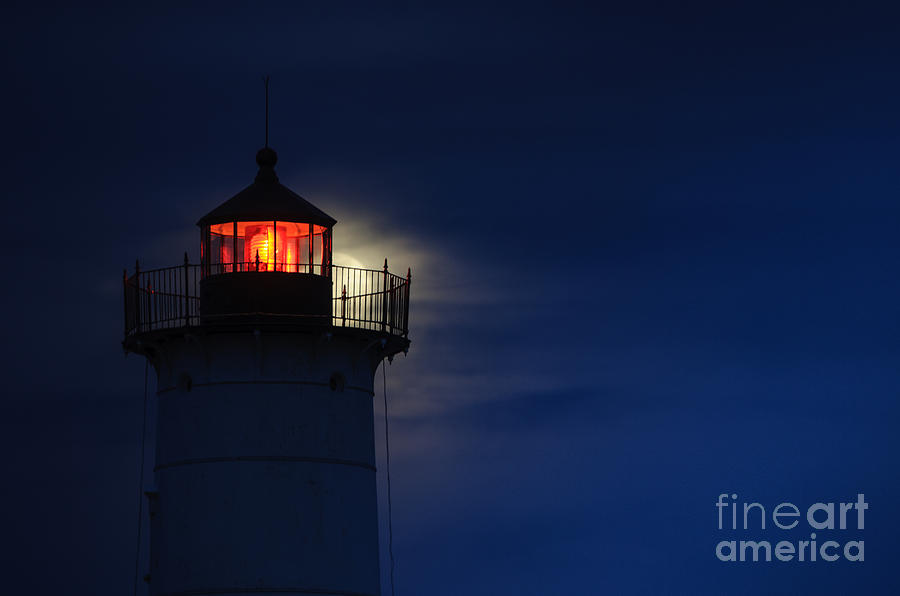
[[195, 147, 338, 321], [197, 147, 335, 277], [202, 220, 332, 275]]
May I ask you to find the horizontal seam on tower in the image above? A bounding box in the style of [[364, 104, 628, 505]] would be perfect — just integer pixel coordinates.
[[156, 380, 374, 396], [154, 455, 376, 472]]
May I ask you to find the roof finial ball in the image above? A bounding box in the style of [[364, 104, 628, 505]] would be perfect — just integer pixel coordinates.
[[254, 146, 278, 183], [256, 146, 278, 168]]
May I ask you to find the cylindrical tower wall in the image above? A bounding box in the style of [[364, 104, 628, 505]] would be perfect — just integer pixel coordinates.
[[147, 330, 384, 596]]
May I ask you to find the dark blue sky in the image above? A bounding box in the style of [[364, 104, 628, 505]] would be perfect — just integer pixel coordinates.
[[2, 2, 900, 594]]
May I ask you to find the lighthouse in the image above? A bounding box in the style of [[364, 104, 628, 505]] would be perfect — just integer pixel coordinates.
[[123, 145, 411, 596]]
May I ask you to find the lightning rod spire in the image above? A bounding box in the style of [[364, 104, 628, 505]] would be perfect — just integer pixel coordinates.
[[264, 75, 270, 148]]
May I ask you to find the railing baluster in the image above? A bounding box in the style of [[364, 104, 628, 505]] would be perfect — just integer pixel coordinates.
[[183, 252, 190, 327], [165, 268, 169, 325], [134, 260, 141, 333], [404, 268, 411, 337], [123, 269, 129, 335], [388, 275, 395, 334]]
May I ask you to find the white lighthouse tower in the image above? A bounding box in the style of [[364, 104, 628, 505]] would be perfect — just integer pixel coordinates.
[[123, 144, 411, 596]]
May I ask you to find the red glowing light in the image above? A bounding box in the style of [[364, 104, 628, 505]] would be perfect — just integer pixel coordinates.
[[207, 221, 329, 274]]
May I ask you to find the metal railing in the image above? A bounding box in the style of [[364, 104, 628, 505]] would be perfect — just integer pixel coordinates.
[[124, 256, 410, 338], [333, 260, 411, 336]]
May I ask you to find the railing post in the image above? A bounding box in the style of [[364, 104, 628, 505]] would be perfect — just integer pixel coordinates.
[[404, 267, 411, 338], [147, 279, 154, 333], [381, 258, 388, 332], [341, 284, 347, 327], [123, 268, 129, 336], [388, 276, 395, 335], [134, 259, 141, 333], [183, 252, 190, 328]]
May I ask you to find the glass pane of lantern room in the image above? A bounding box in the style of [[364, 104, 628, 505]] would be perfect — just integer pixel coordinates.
[[237, 221, 278, 271], [323, 228, 332, 277], [235, 229, 245, 271], [233, 221, 321, 273], [312, 225, 324, 275], [299, 226, 310, 272], [209, 223, 235, 274], [280, 221, 308, 273]]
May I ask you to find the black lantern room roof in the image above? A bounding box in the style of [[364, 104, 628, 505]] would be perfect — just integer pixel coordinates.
[[196, 148, 337, 228]]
